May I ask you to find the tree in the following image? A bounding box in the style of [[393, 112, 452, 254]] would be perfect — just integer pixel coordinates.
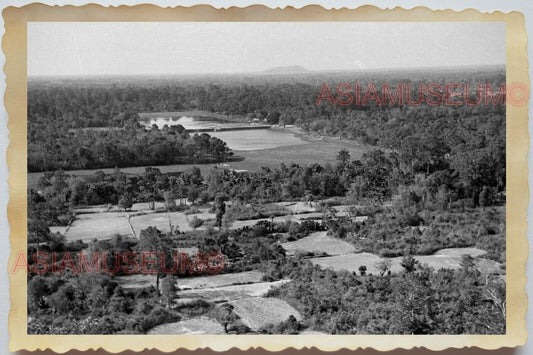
[[137, 227, 173, 292], [187, 186, 201, 205], [400, 255, 418, 273], [336, 149, 350, 169], [479, 186, 491, 210], [376, 259, 392, 277], [28, 276, 49, 313], [108, 286, 132, 313], [163, 190, 176, 211], [189, 216, 204, 230], [215, 195, 226, 228], [160, 275, 177, 308], [358, 265, 367, 276], [118, 193, 133, 211], [217, 303, 238, 333]]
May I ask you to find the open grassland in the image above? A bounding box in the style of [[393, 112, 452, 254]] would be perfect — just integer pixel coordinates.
[[147, 317, 224, 335], [228, 297, 301, 331], [310, 247, 502, 275], [281, 231, 357, 256]]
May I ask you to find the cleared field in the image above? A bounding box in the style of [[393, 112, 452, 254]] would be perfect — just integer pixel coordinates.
[[147, 317, 224, 335], [433, 247, 488, 257], [228, 297, 301, 331], [281, 231, 356, 256], [51, 211, 134, 242], [178, 280, 290, 302], [228, 137, 370, 172], [311, 253, 382, 274], [130, 212, 194, 234], [179, 271, 265, 290], [129, 209, 215, 235], [310, 248, 501, 275], [275, 201, 316, 214], [115, 274, 156, 289]]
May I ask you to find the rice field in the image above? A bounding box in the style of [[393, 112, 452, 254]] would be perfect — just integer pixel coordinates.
[[281, 231, 357, 256], [228, 297, 301, 331]]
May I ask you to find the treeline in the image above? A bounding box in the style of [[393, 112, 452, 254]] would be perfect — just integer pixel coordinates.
[[29, 124, 233, 172]]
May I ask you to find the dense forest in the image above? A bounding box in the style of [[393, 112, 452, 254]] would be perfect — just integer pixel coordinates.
[[28, 67, 505, 180], [27, 67, 506, 335]]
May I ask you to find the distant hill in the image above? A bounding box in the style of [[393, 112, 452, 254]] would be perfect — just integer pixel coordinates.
[[262, 65, 309, 74]]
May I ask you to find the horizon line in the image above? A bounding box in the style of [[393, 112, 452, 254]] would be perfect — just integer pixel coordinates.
[[28, 63, 506, 79]]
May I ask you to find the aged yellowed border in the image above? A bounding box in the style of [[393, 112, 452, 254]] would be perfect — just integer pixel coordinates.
[[4, 4, 529, 352]]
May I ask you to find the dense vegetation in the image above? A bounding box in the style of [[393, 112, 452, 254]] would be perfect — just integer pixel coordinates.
[[27, 67, 506, 335], [265, 257, 505, 334]]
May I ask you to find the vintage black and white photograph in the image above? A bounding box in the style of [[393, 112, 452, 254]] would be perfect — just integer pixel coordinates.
[[26, 21, 507, 335]]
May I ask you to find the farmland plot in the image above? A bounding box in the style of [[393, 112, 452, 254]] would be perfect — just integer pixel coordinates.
[[310, 247, 502, 275], [115, 274, 156, 289], [51, 211, 134, 242], [129, 209, 215, 235], [281, 231, 356, 256], [179, 271, 265, 290], [228, 297, 301, 331]]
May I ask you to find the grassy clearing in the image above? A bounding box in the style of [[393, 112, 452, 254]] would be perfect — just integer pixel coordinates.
[[309, 248, 502, 275], [115, 274, 156, 289], [179, 271, 265, 290], [228, 297, 301, 331], [281, 231, 356, 256], [147, 317, 224, 335], [55, 211, 133, 242], [228, 138, 370, 172], [129, 211, 194, 234]]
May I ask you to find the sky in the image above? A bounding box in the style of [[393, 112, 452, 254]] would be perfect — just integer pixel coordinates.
[[28, 22, 505, 76]]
